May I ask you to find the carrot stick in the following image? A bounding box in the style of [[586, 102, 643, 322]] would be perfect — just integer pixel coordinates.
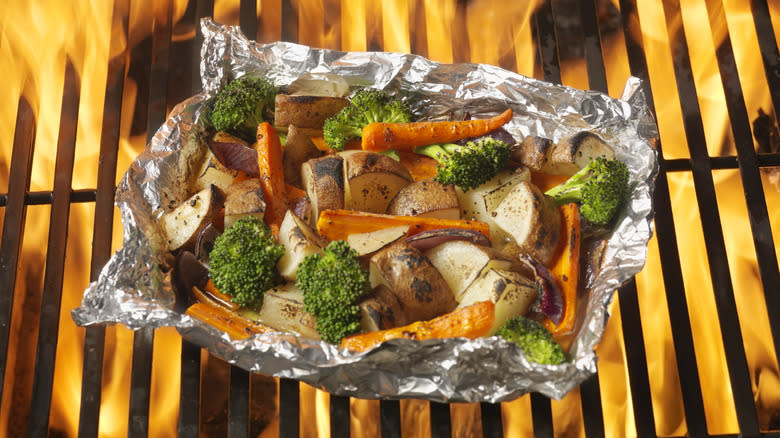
[[341, 301, 495, 352], [203, 279, 241, 310], [316, 209, 490, 242], [543, 203, 581, 350], [361, 108, 513, 152], [190, 280, 241, 311], [186, 302, 273, 340], [254, 122, 288, 237]]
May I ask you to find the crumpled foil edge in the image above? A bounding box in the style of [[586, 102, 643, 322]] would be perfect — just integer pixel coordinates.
[[72, 18, 658, 403]]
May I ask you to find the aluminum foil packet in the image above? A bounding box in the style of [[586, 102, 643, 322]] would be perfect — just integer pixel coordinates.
[[73, 18, 658, 402]]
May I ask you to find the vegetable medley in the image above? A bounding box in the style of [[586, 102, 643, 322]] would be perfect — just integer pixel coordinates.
[[164, 73, 630, 366]]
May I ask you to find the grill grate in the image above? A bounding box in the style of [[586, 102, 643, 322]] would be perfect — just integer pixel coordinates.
[[1, 0, 779, 436]]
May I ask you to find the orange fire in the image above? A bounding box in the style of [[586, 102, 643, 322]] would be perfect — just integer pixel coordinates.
[[1, 0, 778, 437]]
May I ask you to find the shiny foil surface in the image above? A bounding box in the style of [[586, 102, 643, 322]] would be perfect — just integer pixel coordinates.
[[72, 18, 658, 402]]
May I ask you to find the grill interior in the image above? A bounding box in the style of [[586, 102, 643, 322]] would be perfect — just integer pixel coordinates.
[[1, 0, 779, 436]]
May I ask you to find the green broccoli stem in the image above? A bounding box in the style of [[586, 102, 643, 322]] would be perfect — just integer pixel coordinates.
[[544, 165, 591, 200], [545, 184, 585, 206], [441, 143, 463, 155], [414, 144, 452, 162], [379, 149, 401, 161]]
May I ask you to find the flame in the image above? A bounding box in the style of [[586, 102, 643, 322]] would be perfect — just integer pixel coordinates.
[[1, 0, 778, 436]]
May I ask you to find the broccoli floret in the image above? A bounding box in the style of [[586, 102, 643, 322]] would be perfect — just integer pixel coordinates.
[[496, 316, 566, 365], [415, 138, 511, 192], [544, 157, 629, 226], [323, 88, 414, 150], [211, 76, 278, 142], [295, 240, 370, 344], [208, 216, 285, 308]]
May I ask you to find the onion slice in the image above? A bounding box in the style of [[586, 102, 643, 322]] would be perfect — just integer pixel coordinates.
[[210, 138, 259, 176], [519, 254, 564, 325], [405, 227, 491, 251]]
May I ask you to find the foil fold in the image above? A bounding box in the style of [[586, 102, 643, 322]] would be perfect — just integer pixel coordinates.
[[73, 18, 658, 402]]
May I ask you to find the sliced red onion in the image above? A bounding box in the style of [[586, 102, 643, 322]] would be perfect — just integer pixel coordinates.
[[405, 228, 491, 251], [172, 250, 210, 311], [210, 139, 259, 176], [519, 254, 564, 326], [195, 222, 221, 266]]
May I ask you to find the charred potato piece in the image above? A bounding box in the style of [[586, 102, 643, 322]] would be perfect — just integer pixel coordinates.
[[277, 210, 326, 280], [493, 181, 561, 265], [456, 267, 537, 335], [223, 178, 266, 229], [301, 155, 345, 225], [283, 125, 324, 189], [274, 94, 349, 131], [347, 225, 409, 269], [252, 283, 320, 340], [369, 242, 457, 322], [545, 131, 615, 176], [512, 135, 554, 171], [423, 240, 516, 302], [340, 150, 412, 214], [160, 184, 223, 252], [386, 179, 460, 220], [358, 284, 409, 332], [455, 167, 530, 245], [195, 161, 236, 192]]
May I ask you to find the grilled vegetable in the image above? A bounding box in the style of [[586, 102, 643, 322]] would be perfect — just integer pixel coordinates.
[[340, 300, 495, 352], [361, 108, 513, 152]]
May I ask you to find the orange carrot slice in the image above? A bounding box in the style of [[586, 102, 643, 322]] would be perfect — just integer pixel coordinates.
[[361, 108, 513, 152], [254, 122, 288, 237], [316, 209, 490, 242], [543, 203, 581, 351], [340, 301, 495, 352], [186, 302, 272, 340]]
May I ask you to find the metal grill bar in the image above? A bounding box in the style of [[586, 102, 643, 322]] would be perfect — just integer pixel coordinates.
[[128, 327, 154, 436], [530, 392, 554, 437], [751, 0, 780, 120], [381, 400, 402, 438], [617, 279, 656, 437], [430, 401, 452, 437], [0, 95, 36, 433], [534, 0, 562, 86], [480, 402, 503, 438], [278, 378, 300, 437], [178, 341, 201, 437], [330, 395, 350, 437], [0, 190, 95, 206], [230, 367, 250, 436], [78, 0, 130, 435]]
